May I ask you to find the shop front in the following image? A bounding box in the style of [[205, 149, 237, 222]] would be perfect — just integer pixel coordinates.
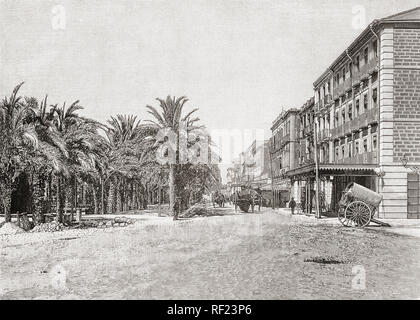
[[287, 164, 379, 216], [272, 178, 291, 208]]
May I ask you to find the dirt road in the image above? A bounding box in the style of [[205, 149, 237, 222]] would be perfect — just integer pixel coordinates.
[[1, 207, 420, 299]]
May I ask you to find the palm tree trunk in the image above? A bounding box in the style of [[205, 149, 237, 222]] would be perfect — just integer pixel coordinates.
[[130, 183, 134, 210], [116, 180, 122, 213], [92, 184, 99, 214], [32, 171, 46, 225], [107, 178, 116, 214], [169, 164, 177, 220], [3, 179, 12, 223], [47, 172, 53, 213], [100, 177, 105, 214], [56, 177, 65, 223]]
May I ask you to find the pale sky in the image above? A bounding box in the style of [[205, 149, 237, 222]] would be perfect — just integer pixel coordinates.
[[1, 0, 419, 181]]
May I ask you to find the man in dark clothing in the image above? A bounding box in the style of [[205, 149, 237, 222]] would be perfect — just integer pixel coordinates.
[[289, 197, 296, 215]]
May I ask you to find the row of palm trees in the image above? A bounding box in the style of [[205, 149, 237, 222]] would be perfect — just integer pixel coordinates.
[[0, 83, 221, 224]]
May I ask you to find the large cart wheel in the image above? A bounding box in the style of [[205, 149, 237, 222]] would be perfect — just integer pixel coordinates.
[[338, 207, 351, 227], [344, 201, 371, 228]]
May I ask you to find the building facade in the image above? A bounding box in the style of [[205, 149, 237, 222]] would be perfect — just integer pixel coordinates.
[[273, 7, 420, 219], [269, 109, 300, 207], [287, 98, 317, 214], [227, 140, 272, 202]]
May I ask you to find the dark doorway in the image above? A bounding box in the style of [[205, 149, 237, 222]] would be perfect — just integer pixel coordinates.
[[332, 174, 376, 213], [408, 173, 420, 219]]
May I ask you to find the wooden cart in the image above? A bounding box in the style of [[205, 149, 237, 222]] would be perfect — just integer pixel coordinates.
[[233, 188, 262, 213], [338, 182, 391, 228]]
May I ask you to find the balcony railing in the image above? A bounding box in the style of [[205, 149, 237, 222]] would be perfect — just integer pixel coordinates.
[[352, 59, 378, 85], [330, 107, 378, 139], [303, 124, 314, 136], [333, 78, 352, 99], [317, 94, 333, 110], [317, 129, 330, 142], [297, 157, 315, 168], [333, 151, 378, 165]]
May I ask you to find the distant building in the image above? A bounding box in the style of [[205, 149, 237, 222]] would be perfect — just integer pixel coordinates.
[[227, 140, 272, 202], [286, 98, 316, 214], [269, 109, 300, 207]]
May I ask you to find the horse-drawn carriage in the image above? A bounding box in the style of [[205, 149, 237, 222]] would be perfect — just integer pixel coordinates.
[[338, 182, 390, 228], [212, 190, 226, 208], [232, 187, 262, 213]]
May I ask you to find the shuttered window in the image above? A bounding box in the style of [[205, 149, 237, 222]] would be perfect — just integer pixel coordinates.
[[407, 173, 420, 219]]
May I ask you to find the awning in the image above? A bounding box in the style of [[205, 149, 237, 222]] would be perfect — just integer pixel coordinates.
[[319, 164, 378, 171], [286, 163, 379, 178], [286, 164, 315, 177]]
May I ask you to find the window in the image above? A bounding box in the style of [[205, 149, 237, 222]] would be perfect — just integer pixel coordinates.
[[373, 40, 378, 58], [343, 67, 346, 81], [363, 47, 368, 64], [363, 139, 368, 153], [341, 146, 345, 158], [355, 99, 360, 116], [348, 104, 353, 120], [348, 141, 353, 158], [355, 55, 360, 71], [372, 88, 378, 108], [322, 147, 327, 162], [363, 93, 368, 110], [335, 112, 339, 127], [335, 147, 339, 160], [355, 141, 359, 154], [342, 109, 346, 124], [372, 134, 377, 151]]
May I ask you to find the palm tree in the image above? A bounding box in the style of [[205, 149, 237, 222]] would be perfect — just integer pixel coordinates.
[[0, 83, 39, 222], [24, 95, 69, 224], [104, 115, 157, 214], [146, 96, 202, 220], [51, 101, 102, 222]]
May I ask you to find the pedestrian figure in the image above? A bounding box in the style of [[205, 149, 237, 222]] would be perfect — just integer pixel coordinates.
[[289, 197, 296, 215]]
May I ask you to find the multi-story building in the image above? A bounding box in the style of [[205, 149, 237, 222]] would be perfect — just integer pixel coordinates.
[[247, 140, 271, 189], [227, 140, 272, 200], [286, 98, 316, 214], [269, 108, 300, 207], [285, 7, 420, 219]]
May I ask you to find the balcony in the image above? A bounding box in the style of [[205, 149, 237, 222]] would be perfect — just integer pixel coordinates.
[[317, 94, 333, 110], [352, 59, 378, 85], [297, 157, 315, 168], [330, 107, 378, 139], [317, 129, 330, 142], [333, 151, 378, 165], [333, 78, 352, 99], [303, 124, 314, 136], [330, 125, 344, 138], [352, 107, 379, 129]]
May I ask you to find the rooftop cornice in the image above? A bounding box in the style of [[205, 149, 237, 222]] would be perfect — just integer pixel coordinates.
[[314, 10, 420, 87]]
